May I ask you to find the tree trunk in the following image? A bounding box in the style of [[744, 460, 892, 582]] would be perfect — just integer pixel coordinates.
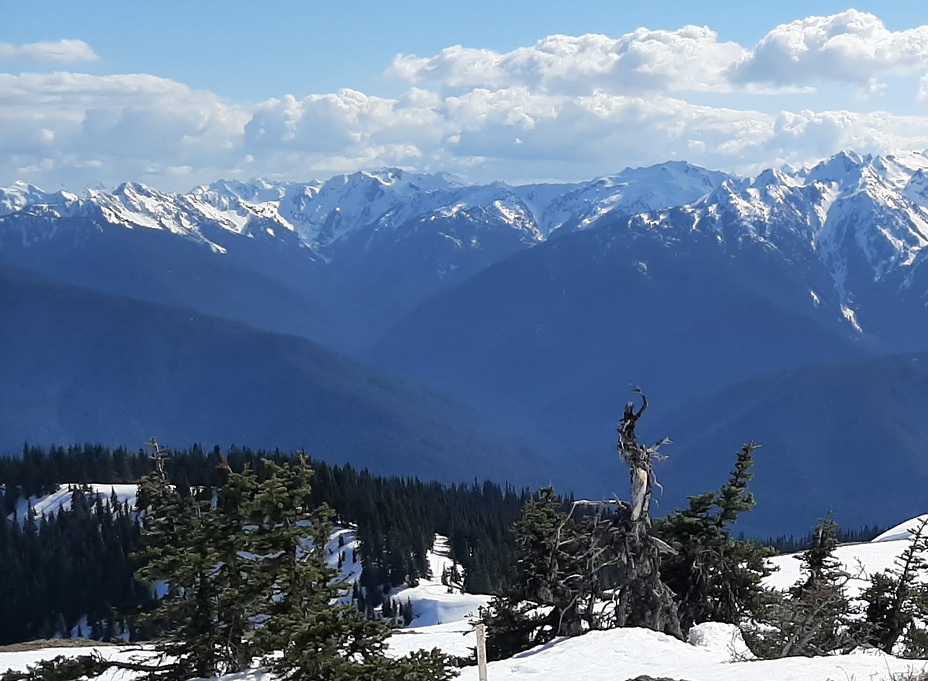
[[613, 390, 682, 639]]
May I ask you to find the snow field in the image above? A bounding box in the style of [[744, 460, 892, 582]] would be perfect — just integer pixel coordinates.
[[8, 487, 928, 680]]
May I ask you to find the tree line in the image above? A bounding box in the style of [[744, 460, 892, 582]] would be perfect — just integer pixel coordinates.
[[0, 442, 532, 645], [4, 449, 458, 681], [0, 485, 148, 644]]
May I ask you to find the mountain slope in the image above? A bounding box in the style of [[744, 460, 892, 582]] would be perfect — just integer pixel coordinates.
[[370, 152, 928, 527], [655, 354, 928, 535], [0, 267, 547, 485], [373, 221, 866, 443]]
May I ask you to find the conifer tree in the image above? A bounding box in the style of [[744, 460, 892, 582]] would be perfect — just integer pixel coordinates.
[[745, 515, 859, 658], [134, 440, 231, 679], [481, 487, 576, 660], [247, 457, 457, 681], [5, 447, 458, 681], [859, 515, 928, 655], [656, 443, 775, 632], [402, 598, 415, 626]]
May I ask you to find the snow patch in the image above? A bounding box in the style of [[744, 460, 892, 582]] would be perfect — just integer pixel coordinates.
[[872, 514, 928, 543], [12, 483, 138, 524], [840, 304, 863, 333], [389, 535, 490, 628], [687, 622, 754, 661]]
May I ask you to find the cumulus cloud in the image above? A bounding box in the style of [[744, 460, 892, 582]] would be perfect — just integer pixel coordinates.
[[4, 11, 928, 190], [731, 10, 928, 92], [390, 27, 745, 94], [392, 11, 928, 98], [244, 89, 445, 153], [0, 72, 248, 187], [0, 39, 99, 62]]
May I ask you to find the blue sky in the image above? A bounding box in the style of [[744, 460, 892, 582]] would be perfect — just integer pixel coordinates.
[[2, 2, 928, 190]]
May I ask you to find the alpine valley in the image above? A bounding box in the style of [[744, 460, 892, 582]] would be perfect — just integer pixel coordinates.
[[5, 150, 928, 534]]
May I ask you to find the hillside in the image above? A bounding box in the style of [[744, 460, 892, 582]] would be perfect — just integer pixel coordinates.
[[0, 267, 547, 485], [657, 354, 928, 535]]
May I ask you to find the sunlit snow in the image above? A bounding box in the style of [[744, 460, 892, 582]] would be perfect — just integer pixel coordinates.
[[5, 505, 928, 680]]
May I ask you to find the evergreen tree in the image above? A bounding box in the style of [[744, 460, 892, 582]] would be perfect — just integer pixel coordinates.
[[6, 449, 458, 681], [0, 440, 529, 645], [481, 487, 574, 660], [402, 598, 415, 626], [745, 515, 859, 658], [134, 440, 229, 679], [481, 487, 632, 659], [656, 443, 775, 633], [246, 457, 457, 681], [858, 515, 928, 655]]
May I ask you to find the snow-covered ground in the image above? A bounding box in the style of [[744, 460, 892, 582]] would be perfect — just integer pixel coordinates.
[[5, 622, 927, 681], [11, 483, 137, 522], [6, 491, 928, 680], [766, 514, 928, 599], [446, 626, 926, 681], [389, 535, 491, 628]]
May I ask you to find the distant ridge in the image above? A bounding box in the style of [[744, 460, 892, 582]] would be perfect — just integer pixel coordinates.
[[0, 265, 548, 487]]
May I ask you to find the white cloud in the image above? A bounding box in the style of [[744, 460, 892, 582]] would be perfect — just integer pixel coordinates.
[[731, 10, 928, 92], [392, 11, 928, 99], [0, 39, 99, 62], [4, 12, 928, 191], [0, 72, 248, 187], [919, 75, 928, 102], [243, 89, 445, 153], [390, 27, 745, 94]]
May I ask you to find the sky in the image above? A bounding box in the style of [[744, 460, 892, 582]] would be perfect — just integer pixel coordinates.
[[2, 1, 928, 191]]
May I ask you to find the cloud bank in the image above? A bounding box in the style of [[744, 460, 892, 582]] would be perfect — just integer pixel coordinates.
[[2, 11, 928, 191]]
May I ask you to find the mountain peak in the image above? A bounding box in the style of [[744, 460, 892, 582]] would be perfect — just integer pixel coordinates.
[[806, 150, 870, 184]]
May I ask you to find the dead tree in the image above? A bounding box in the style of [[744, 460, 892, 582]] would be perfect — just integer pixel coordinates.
[[610, 388, 682, 638]]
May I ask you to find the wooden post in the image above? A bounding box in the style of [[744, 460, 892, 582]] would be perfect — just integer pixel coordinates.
[[476, 622, 488, 681]]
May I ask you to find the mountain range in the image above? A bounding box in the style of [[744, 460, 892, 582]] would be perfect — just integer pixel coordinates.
[[4, 150, 928, 533]]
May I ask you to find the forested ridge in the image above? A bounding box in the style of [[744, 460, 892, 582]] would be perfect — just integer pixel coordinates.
[[0, 443, 532, 645]]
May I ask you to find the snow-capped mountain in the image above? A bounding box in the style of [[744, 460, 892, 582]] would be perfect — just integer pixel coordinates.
[[7, 152, 928, 530], [0, 161, 726, 350], [0, 162, 726, 255], [6, 152, 928, 336], [617, 151, 928, 338]]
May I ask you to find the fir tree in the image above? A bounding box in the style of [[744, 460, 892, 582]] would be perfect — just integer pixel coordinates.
[[247, 457, 457, 681], [6, 449, 459, 681], [482, 487, 575, 660], [402, 598, 415, 626], [134, 440, 230, 679], [656, 443, 775, 633], [745, 515, 859, 658], [859, 515, 928, 655]]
